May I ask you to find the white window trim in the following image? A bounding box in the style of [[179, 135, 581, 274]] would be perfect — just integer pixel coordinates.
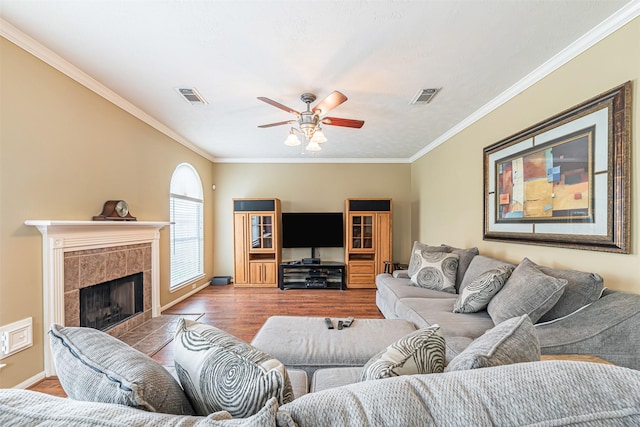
[[169, 273, 207, 293], [169, 163, 204, 290]]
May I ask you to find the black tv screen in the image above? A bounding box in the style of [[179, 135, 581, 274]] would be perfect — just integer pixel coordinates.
[[282, 212, 344, 248]]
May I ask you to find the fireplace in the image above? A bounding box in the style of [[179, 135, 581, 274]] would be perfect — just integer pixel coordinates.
[[25, 220, 169, 376], [80, 272, 143, 331]]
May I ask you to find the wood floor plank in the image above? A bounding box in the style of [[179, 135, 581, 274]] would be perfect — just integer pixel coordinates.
[[27, 286, 382, 396]]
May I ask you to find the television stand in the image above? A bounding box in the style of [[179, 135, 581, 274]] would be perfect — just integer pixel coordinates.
[[302, 247, 320, 265], [279, 261, 346, 290]]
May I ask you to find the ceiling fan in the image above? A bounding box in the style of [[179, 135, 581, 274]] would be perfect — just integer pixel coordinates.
[[257, 91, 364, 151]]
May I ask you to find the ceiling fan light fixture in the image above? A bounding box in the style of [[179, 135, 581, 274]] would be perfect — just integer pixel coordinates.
[[257, 91, 364, 153], [305, 141, 322, 152], [284, 132, 301, 146], [310, 128, 327, 144]]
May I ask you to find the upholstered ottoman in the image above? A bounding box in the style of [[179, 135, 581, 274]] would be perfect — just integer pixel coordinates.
[[251, 316, 416, 380]]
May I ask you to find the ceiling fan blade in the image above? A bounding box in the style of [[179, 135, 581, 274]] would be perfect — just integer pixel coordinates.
[[312, 91, 348, 114], [258, 121, 294, 128], [257, 97, 300, 116], [322, 117, 365, 129]]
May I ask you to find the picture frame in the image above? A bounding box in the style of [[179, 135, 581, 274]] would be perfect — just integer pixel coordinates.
[[483, 81, 632, 253]]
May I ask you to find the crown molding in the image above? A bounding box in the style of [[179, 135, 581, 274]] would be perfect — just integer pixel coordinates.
[[213, 157, 411, 164], [3, 0, 637, 167], [0, 18, 216, 163], [410, 0, 640, 163]]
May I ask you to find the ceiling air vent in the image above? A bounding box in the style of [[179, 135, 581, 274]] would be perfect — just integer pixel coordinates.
[[176, 88, 208, 105], [410, 88, 441, 105]]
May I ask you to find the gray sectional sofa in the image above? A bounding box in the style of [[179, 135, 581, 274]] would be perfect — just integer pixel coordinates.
[[376, 242, 640, 369], [2, 242, 640, 425]]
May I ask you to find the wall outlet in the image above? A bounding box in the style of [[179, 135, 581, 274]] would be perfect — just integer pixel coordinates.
[[0, 317, 33, 359]]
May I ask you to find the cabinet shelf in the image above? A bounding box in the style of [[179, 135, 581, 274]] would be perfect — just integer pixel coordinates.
[[345, 199, 392, 289], [279, 262, 346, 290], [233, 198, 281, 287]]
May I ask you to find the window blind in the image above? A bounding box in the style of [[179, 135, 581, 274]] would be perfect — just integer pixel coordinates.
[[170, 194, 204, 288]]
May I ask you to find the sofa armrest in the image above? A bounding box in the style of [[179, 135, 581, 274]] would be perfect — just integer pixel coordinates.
[[392, 270, 410, 279], [536, 291, 640, 370], [279, 361, 640, 426]]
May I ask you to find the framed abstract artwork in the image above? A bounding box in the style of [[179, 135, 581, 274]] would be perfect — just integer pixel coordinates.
[[483, 81, 632, 253]]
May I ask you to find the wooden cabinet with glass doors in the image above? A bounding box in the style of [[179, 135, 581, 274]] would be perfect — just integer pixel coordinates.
[[233, 198, 281, 287], [345, 199, 392, 288]]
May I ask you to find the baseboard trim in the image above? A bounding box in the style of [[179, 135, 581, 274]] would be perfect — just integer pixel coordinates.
[[14, 371, 46, 390], [160, 282, 210, 313]]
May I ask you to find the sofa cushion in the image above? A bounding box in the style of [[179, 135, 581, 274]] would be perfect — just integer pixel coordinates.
[[395, 297, 494, 340], [174, 319, 293, 418], [278, 361, 640, 426], [48, 324, 194, 415], [459, 255, 516, 294], [410, 251, 459, 294], [376, 277, 460, 320], [360, 326, 445, 381], [286, 369, 309, 399], [453, 264, 515, 313], [441, 245, 479, 290], [377, 273, 462, 305], [530, 259, 604, 322], [311, 367, 363, 393], [0, 389, 277, 427], [445, 315, 540, 371], [407, 241, 450, 277], [488, 258, 567, 324]]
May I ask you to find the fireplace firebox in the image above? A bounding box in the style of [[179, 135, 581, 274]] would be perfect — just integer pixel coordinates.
[[79, 272, 144, 331]]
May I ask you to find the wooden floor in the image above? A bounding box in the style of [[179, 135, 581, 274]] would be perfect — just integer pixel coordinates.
[[28, 285, 383, 397]]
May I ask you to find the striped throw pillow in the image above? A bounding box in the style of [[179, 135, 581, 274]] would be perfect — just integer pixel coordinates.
[[360, 325, 445, 381], [174, 319, 293, 418], [453, 265, 515, 313]]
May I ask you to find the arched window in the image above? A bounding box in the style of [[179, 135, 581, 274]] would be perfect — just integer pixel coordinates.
[[169, 163, 204, 289]]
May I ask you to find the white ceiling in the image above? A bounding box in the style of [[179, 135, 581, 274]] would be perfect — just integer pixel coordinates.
[[0, 1, 634, 162]]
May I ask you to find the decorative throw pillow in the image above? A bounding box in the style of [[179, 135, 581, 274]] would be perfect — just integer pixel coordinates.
[[360, 325, 445, 381], [487, 258, 567, 324], [445, 315, 540, 371], [48, 324, 194, 415], [453, 265, 515, 313], [529, 258, 604, 322], [174, 319, 294, 418], [440, 245, 480, 291], [458, 255, 516, 294], [410, 251, 459, 294], [407, 241, 450, 278]]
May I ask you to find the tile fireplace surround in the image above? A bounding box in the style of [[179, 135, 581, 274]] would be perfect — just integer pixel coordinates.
[[25, 220, 169, 376]]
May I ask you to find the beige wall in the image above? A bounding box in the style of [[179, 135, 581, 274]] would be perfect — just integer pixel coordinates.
[[211, 163, 412, 276], [411, 18, 640, 294], [2, 16, 637, 389], [0, 38, 214, 387]]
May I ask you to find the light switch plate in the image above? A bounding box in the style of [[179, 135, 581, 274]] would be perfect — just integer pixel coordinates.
[[0, 317, 33, 359]]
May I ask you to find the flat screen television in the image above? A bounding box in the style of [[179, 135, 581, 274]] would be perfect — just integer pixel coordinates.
[[282, 212, 344, 252]]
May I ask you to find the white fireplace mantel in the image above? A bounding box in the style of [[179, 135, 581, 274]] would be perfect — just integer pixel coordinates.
[[25, 220, 169, 376]]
